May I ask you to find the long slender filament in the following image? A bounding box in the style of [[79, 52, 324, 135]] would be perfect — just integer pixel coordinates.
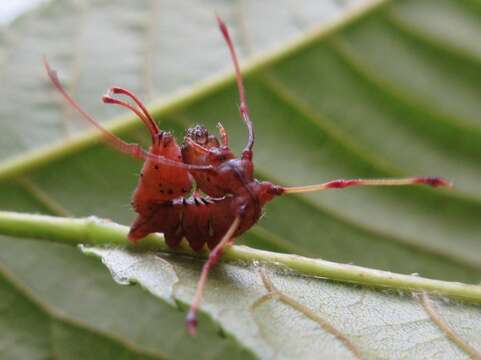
[[44, 59, 214, 172], [216, 16, 254, 157], [110, 87, 160, 134], [186, 216, 241, 336], [283, 177, 453, 194], [102, 91, 158, 144]]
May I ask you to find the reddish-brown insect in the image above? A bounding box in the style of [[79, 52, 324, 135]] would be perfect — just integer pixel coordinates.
[[45, 17, 452, 335]]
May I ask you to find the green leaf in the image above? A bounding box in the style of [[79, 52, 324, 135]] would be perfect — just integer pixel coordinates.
[[0, 212, 480, 359], [84, 246, 481, 360], [0, 235, 255, 360], [0, 0, 353, 160], [1, 0, 481, 358]]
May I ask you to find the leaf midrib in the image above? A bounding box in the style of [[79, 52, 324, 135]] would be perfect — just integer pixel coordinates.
[[0, 1, 477, 204], [2, 41, 480, 274], [1, 0, 480, 281]]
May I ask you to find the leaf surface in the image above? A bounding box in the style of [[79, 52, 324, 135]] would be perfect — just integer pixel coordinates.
[[0, 0, 480, 358], [82, 245, 481, 360]]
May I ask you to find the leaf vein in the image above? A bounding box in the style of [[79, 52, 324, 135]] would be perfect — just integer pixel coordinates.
[[328, 35, 481, 139], [420, 292, 481, 360]]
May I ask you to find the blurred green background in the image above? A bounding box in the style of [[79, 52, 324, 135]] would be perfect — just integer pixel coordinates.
[[0, 0, 480, 358]]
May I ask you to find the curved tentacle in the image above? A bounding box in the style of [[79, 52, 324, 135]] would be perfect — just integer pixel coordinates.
[[44, 59, 214, 172], [217, 16, 254, 160], [109, 87, 160, 135], [102, 90, 158, 144]]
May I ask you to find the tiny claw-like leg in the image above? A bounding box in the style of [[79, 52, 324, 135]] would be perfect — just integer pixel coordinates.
[[186, 216, 240, 336], [217, 122, 229, 147], [184, 137, 209, 155], [185, 309, 199, 337]]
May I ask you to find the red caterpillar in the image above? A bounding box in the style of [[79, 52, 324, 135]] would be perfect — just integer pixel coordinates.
[[45, 17, 452, 335]]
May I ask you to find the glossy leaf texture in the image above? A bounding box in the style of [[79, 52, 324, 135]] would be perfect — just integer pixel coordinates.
[[0, 0, 481, 358]]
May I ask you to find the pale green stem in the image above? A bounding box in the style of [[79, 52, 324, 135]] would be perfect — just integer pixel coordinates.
[[0, 211, 480, 304]]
